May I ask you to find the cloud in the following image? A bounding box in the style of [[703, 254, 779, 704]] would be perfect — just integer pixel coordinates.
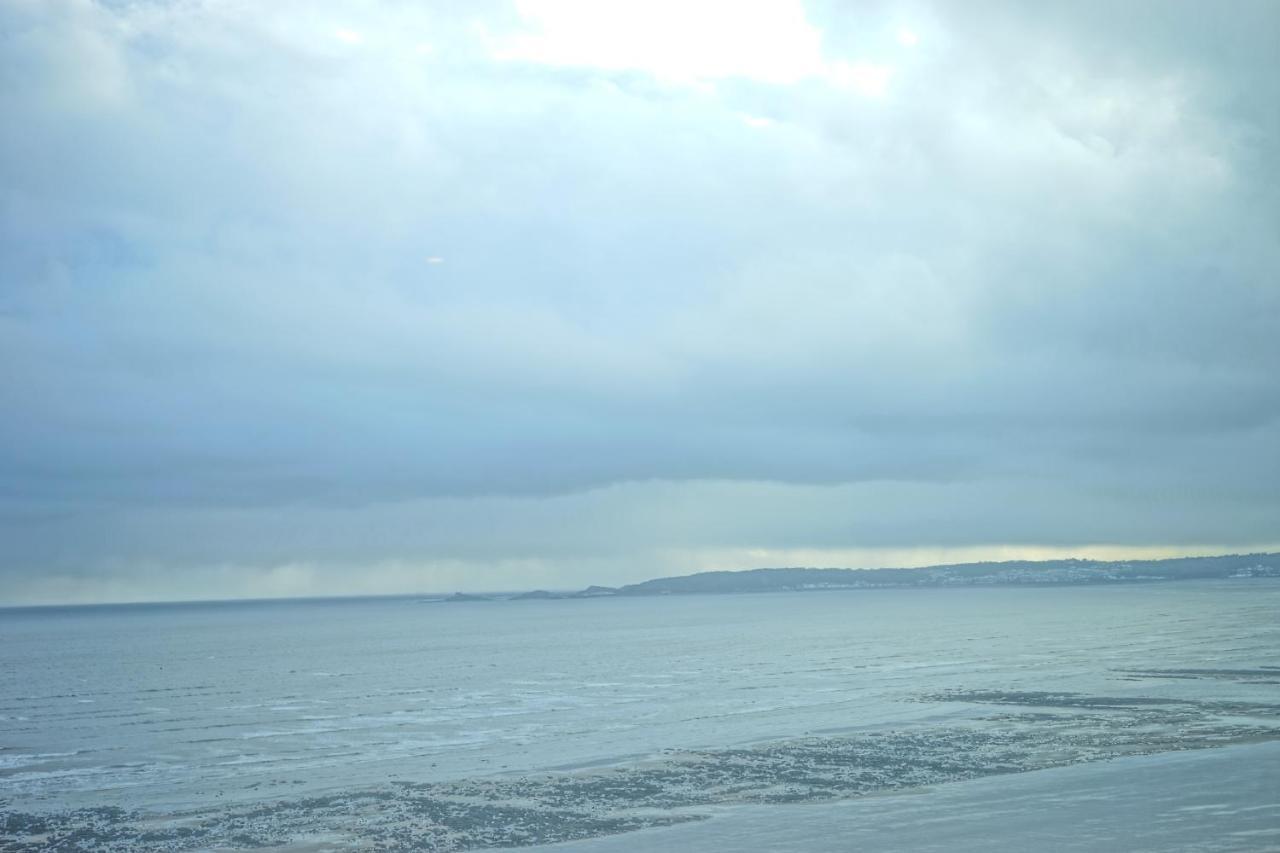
[[493, 0, 825, 85], [0, 0, 1276, 602]]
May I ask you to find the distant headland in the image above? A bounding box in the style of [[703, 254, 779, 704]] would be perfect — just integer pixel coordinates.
[[431, 553, 1280, 602]]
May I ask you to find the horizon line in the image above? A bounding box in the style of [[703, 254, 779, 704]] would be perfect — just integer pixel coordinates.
[[5, 549, 1277, 611]]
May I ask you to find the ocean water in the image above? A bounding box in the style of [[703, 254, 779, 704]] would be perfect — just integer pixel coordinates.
[[2, 581, 1279, 850]]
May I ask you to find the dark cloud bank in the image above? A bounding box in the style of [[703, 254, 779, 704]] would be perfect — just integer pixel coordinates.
[[1, 0, 1277, 603]]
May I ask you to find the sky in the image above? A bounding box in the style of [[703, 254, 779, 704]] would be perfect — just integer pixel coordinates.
[[1, 0, 1278, 604]]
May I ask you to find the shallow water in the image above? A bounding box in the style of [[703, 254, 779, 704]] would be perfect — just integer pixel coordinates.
[[2, 581, 1278, 849]]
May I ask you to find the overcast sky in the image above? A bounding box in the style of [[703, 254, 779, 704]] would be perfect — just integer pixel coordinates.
[[2, 0, 1277, 604]]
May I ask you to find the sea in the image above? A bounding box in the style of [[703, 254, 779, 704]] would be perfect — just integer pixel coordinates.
[[2, 580, 1278, 851]]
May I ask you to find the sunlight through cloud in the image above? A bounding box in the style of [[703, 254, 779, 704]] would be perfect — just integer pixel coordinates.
[[494, 0, 824, 84], [828, 61, 894, 97]]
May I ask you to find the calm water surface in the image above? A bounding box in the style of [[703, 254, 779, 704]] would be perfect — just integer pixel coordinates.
[[2, 581, 1278, 848]]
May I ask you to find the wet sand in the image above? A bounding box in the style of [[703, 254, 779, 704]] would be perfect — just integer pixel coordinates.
[[531, 740, 1280, 852]]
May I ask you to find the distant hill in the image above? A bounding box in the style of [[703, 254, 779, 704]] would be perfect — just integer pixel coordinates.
[[589, 553, 1280, 597], [422, 554, 1280, 603]]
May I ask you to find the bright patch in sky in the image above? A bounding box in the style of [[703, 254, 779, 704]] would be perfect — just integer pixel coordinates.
[[334, 28, 364, 45], [897, 28, 919, 47], [496, 0, 825, 84], [829, 61, 894, 97]]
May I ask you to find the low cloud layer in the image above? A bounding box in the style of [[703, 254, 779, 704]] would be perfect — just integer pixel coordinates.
[[2, 0, 1277, 603]]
